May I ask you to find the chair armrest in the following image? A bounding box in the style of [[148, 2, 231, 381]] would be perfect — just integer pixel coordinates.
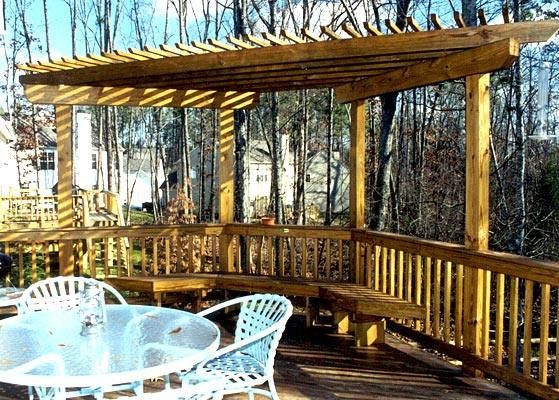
[[195, 321, 285, 371], [196, 297, 244, 317]]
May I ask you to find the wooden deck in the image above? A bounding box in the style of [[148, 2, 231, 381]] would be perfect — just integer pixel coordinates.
[[0, 313, 526, 400]]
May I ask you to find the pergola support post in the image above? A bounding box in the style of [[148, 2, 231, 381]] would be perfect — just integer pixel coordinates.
[[218, 108, 235, 272], [349, 100, 366, 285], [56, 105, 74, 276], [463, 74, 491, 372]]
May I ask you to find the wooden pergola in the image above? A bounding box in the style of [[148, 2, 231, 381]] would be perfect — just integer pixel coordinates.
[[17, 18, 559, 364]]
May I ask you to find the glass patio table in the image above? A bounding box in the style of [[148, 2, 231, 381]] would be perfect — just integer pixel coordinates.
[[0, 304, 220, 399]]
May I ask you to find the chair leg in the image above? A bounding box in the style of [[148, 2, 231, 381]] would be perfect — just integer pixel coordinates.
[[268, 378, 280, 400]]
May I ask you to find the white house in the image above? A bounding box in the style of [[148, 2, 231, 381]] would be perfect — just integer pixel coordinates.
[[0, 116, 19, 194]]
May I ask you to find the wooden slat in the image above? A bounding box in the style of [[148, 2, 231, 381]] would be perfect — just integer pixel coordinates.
[[208, 39, 237, 51], [406, 17, 422, 32], [523, 280, 534, 377], [502, 6, 511, 24], [385, 20, 403, 34], [455, 264, 464, 347], [443, 261, 452, 343], [290, 237, 296, 277], [433, 259, 442, 339], [342, 23, 362, 38], [160, 44, 197, 56], [302, 238, 308, 278], [320, 26, 341, 40], [482, 270, 491, 358], [397, 250, 404, 299], [153, 239, 159, 275], [335, 38, 519, 103], [389, 248, 396, 296], [281, 29, 306, 44], [495, 273, 505, 365], [454, 12, 466, 28], [301, 28, 322, 42], [509, 277, 519, 369], [374, 245, 380, 290], [430, 14, 444, 30], [539, 283, 550, 382], [325, 239, 331, 279], [243, 34, 270, 47], [313, 239, 318, 279], [129, 48, 164, 59], [165, 237, 171, 275], [478, 9, 488, 25], [227, 35, 254, 49], [190, 41, 222, 53], [424, 257, 432, 335], [141, 238, 146, 275], [381, 247, 388, 292], [175, 43, 207, 54], [262, 32, 289, 46], [363, 22, 383, 36]]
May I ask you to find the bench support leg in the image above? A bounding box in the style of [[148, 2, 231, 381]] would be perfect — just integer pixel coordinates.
[[354, 317, 385, 346], [305, 298, 320, 327], [333, 311, 352, 334]]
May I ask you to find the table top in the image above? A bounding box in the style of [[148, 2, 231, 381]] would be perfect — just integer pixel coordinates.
[[0, 304, 220, 388]]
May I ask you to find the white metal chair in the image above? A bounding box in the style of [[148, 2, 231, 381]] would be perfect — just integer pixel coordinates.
[[18, 276, 129, 399], [18, 276, 127, 313], [181, 294, 293, 400]]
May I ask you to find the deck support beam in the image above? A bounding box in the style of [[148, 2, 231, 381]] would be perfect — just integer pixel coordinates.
[[55, 105, 74, 276], [463, 74, 490, 371], [218, 109, 235, 272], [349, 100, 366, 284]]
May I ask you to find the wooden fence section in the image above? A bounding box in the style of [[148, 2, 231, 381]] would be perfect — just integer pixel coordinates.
[[0, 224, 558, 398]]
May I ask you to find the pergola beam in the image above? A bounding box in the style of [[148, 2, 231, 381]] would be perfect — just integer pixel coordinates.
[[23, 84, 260, 110], [20, 21, 557, 90], [335, 38, 519, 103]]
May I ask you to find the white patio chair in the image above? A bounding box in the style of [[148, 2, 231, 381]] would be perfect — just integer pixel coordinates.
[[18, 276, 127, 313], [18, 276, 129, 399], [181, 294, 293, 400]]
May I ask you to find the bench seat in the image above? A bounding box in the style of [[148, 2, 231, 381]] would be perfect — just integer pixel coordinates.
[[107, 273, 425, 346]]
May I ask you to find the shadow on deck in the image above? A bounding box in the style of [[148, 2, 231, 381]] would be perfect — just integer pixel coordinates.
[[0, 314, 527, 400]]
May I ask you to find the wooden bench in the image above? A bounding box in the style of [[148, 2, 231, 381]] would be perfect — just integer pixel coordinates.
[[106, 273, 425, 346]]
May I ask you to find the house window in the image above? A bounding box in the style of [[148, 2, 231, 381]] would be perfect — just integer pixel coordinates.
[[306, 174, 311, 182], [256, 174, 268, 183], [91, 153, 97, 170], [39, 152, 55, 170]]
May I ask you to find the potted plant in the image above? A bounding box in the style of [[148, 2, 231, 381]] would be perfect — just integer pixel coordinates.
[[260, 215, 275, 225]]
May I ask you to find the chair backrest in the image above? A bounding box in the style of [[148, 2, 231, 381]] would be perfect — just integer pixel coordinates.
[[18, 276, 126, 313], [234, 294, 293, 373]]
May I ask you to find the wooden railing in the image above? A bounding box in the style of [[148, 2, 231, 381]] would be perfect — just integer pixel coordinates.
[[0, 223, 558, 398], [0, 190, 122, 228]]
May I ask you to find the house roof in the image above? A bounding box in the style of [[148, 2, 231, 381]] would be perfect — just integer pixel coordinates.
[[17, 19, 558, 108]]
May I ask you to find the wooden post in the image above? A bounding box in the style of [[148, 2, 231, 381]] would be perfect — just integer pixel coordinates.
[[463, 74, 490, 365], [218, 108, 234, 272], [349, 100, 366, 284], [56, 105, 74, 276]]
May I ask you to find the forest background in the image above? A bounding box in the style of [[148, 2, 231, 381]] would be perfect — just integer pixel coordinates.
[[2, 0, 559, 261]]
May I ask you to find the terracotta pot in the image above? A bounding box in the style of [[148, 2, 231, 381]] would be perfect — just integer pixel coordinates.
[[261, 216, 275, 225]]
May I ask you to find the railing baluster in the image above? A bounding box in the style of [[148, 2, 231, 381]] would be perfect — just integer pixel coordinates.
[[141, 238, 146, 275], [31, 242, 37, 283], [374, 245, 381, 290], [397, 250, 404, 299], [45, 242, 51, 278], [509, 276, 519, 370], [337, 239, 343, 280], [104, 237, 110, 277], [455, 264, 464, 347], [433, 259, 441, 339], [325, 239, 331, 280], [539, 283, 550, 382], [523, 280, 534, 377], [18, 242, 24, 287], [302, 238, 307, 278], [444, 261, 452, 343], [482, 269, 491, 359], [153, 239, 159, 275], [312, 238, 318, 280], [365, 244, 372, 288], [414, 255, 422, 331], [495, 273, 505, 365], [424, 257, 432, 335], [164, 237, 170, 275], [389, 248, 396, 296], [381, 247, 388, 293]]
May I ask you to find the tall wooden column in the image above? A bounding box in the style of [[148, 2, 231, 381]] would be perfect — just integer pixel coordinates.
[[218, 108, 235, 272], [463, 74, 490, 361], [56, 105, 74, 276], [349, 100, 365, 284]]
